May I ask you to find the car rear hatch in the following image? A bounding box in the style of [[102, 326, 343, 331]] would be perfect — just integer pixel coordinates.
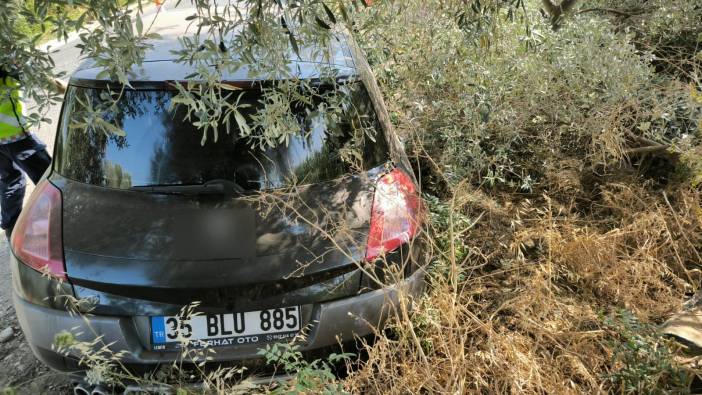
[[51, 81, 392, 315]]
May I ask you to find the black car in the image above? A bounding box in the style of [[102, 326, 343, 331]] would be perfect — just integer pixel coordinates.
[[10, 8, 424, 382]]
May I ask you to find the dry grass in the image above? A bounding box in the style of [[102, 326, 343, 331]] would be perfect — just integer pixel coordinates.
[[344, 177, 702, 393], [341, 1, 702, 392]]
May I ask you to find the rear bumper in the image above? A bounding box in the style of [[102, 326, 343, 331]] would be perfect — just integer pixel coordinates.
[[14, 269, 425, 372]]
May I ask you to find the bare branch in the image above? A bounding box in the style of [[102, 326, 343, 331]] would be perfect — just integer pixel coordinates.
[[624, 145, 670, 156], [578, 7, 646, 18]]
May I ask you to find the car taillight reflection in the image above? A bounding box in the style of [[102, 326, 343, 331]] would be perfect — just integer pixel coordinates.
[[365, 168, 420, 261], [11, 180, 65, 280]]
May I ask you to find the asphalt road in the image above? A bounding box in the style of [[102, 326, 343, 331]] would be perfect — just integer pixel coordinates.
[[0, 3, 190, 392]]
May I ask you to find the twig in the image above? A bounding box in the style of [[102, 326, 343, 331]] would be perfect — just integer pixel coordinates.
[[624, 144, 669, 156], [578, 7, 645, 18], [632, 135, 669, 147]]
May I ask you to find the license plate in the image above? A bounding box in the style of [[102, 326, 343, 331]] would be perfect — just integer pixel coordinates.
[[150, 306, 301, 350]]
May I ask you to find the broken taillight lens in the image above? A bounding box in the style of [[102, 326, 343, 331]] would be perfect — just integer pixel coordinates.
[[11, 180, 65, 280], [365, 168, 420, 261]]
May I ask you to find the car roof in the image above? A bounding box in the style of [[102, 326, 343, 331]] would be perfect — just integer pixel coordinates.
[[70, 8, 358, 87]]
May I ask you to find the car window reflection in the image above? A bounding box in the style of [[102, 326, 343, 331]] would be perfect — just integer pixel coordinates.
[[55, 83, 389, 190]]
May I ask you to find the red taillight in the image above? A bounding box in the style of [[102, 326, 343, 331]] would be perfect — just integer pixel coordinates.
[[11, 180, 65, 280], [365, 168, 420, 261]]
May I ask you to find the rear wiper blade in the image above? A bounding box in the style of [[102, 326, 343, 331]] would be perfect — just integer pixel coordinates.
[[130, 179, 247, 196]]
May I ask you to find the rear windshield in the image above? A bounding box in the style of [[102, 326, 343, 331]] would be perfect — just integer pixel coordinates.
[[54, 82, 389, 190]]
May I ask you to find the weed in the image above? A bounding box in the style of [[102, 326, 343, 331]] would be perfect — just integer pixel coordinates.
[[258, 343, 353, 394], [605, 310, 694, 394]]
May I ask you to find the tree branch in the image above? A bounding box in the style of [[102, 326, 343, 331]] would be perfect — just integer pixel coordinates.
[[540, 0, 559, 17], [624, 145, 670, 156], [541, 0, 580, 29], [632, 135, 669, 147], [541, 0, 580, 18], [578, 7, 646, 18]]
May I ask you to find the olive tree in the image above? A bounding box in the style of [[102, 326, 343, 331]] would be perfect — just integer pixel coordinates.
[[2, 1, 376, 144], [0, 0, 532, 149]]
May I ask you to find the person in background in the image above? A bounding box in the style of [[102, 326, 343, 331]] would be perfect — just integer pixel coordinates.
[[0, 65, 66, 241]]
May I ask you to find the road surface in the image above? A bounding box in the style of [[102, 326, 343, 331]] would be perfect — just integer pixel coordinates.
[[0, 3, 189, 392]]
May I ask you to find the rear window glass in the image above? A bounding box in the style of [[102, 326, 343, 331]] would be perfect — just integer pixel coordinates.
[[54, 82, 389, 190]]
